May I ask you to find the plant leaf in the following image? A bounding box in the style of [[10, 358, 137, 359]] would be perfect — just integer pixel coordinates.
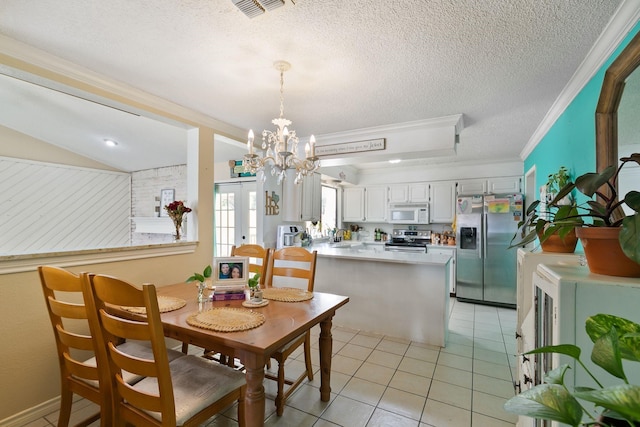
[[543, 364, 571, 385], [625, 191, 640, 213], [575, 384, 640, 422], [586, 314, 640, 362], [590, 327, 627, 381], [525, 344, 581, 360], [203, 264, 212, 278], [504, 384, 583, 426], [575, 166, 616, 199], [620, 215, 640, 264]]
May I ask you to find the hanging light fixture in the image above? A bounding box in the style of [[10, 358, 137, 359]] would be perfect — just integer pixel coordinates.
[[243, 60, 319, 184]]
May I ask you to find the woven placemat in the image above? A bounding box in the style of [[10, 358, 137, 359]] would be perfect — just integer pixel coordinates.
[[262, 287, 314, 302], [186, 307, 265, 332], [121, 296, 186, 314], [242, 299, 269, 308]]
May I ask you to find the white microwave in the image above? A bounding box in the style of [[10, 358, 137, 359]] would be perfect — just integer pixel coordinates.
[[388, 203, 430, 224]]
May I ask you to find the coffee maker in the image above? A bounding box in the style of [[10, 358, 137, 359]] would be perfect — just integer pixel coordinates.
[[276, 224, 300, 249]]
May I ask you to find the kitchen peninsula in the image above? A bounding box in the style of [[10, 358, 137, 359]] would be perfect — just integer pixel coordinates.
[[311, 242, 451, 347]]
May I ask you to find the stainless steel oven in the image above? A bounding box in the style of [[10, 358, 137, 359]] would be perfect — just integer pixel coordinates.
[[384, 229, 430, 253]]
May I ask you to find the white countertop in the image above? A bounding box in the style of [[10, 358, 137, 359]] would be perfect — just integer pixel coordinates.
[[309, 242, 451, 265]]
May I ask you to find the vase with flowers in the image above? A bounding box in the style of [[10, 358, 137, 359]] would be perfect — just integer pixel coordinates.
[[165, 200, 192, 241]]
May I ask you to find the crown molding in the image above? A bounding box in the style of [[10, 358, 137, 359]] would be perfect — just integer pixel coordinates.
[[520, 0, 640, 160]]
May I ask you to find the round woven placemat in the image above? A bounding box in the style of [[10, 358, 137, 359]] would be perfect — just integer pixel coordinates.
[[121, 296, 186, 314], [186, 307, 265, 332], [242, 299, 269, 308], [262, 287, 314, 302]]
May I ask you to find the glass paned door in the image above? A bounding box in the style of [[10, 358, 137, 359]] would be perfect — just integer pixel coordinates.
[[214, 182, 256, 257]]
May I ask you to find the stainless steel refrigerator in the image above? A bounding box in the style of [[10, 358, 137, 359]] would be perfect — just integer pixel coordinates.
[[455, 193, 524, 307]]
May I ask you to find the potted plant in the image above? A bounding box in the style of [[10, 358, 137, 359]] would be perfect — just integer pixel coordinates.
[[504, 313, 640, 426], [549, 153, 640, 277], [247, 273, 262, 302], [186, 265, 212, 302], [510, 165, 582, 253]]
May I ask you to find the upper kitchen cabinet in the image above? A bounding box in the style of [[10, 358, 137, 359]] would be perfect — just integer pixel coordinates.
[[388, 183, 429, 203], [429, 181, 456, 223], [456, 176, 522, 195], [282, 172, 322, 222], [343, 185, 387, 222]]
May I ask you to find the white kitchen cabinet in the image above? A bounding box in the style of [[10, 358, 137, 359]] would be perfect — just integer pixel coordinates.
[[488, 176, 522, 193], [342, 187, 365, 222], [301, 172, 322, 221], [428, 246, 456, 294], [456, 179, 487, 196], [364, 185, 387, 222], [342, 185, 387, 222], [283, 172, 321, 222], [429, 181, 456, 223], [389, 183, 429, 203], [456, 176, 522, 195]]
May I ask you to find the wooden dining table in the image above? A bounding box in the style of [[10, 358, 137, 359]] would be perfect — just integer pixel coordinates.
[[125, 282, 349, 426]]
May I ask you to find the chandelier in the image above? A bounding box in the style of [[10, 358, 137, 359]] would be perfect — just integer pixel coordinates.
[[243, 60, 319, 184]]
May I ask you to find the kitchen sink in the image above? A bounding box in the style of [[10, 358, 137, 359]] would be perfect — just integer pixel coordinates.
[[329, 242, 363, 249]]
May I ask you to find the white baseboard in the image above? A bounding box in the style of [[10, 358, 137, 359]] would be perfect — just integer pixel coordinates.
[[0, 396, 60, 427]]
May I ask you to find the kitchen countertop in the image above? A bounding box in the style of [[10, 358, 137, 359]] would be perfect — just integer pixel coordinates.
[[309, 242, 451, 265]]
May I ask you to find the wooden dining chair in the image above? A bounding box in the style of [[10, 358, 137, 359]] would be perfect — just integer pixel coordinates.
[[39, 266, 182, 427], [197, 244, 272, 366], [264, 247, 318, 416], [82, 273, 246, 427]]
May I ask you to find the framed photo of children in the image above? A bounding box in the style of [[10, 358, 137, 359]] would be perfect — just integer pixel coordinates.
[[213, 257, 249, 285]]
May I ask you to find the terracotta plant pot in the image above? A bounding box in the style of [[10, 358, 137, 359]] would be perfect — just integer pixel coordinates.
[[576, 227, 640, 278], [538, 228, 578, 253]]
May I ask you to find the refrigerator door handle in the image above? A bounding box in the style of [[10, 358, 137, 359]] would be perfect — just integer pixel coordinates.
[[482, 213, 487, 259]]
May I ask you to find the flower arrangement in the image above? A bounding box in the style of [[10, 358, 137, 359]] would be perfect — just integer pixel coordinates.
[[165, 200, 192, 240]]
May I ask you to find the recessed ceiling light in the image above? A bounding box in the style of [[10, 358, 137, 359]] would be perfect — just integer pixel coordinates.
[[389, 159, 401, 164], [104, 139, 118, 147]]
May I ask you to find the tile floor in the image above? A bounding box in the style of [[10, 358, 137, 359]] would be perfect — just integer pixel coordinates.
[[19, 298, 519, 426]]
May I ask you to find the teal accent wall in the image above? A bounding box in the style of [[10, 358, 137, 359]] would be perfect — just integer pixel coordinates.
[[524, 21, 640, 197]]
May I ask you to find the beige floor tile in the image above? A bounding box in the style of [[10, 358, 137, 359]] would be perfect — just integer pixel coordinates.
[[263, 405, 319, 426], [445, 332, 474, 347], [388, 370, 432, 397], [366, 408, 419, 427], [312, 420, 342, 427], [473, 359, 513, 381], [285, 383, 335, 416], [330, 353, 364, 375], [397, 356, 437, 378], [427, 379, 472, 410], [435, 352, 473, 372], [354, 361, 396, 385], [350, 333, 383, 348], [320, 395, 375, 427], [473, 373, 516, 399], [341, 377, 386, 406], [440, 342, 473, 358], [375, 338, 410, 355], [366, 349, 403, 369], [405, 345, 440, 363], [421, 399, 471, 427], [307, 370, 351, 394], [473, 328, 505, 342], [337, 343, 374, 360], [471, 412, 517, 426], [378, 387, 427, 421], [473, 347, 510, 366], [432, 364, 473, 389], [472, 390, 519, 423]]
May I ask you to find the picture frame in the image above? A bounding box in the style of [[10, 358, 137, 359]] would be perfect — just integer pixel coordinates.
[[159, 188, 175, 217], [213, 256, 249, 286]]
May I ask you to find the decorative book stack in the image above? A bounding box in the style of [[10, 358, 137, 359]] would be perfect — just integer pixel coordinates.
[[212, 284, 247, 301]]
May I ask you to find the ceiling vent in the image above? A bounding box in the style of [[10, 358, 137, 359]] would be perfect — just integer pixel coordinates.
[[231, 0, 289, 18]]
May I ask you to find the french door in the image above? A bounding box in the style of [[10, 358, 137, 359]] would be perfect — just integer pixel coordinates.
[[214, 182, 257, 257]]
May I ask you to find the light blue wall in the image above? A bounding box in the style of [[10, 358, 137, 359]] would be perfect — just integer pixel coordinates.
[[524, 22, 640, 194]]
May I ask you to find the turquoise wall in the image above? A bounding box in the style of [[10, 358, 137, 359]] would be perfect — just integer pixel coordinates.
[[524, 21, 640, 195]]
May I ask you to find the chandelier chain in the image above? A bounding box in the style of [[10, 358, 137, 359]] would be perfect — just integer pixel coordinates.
[[279, 69, 285, 119]]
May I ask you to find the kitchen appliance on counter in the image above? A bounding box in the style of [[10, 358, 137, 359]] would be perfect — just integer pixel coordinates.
[[384, 229, 431, 253], [276, 224, 301, 249], [455, 193, 524, 307], [387, 203, 429, 225]]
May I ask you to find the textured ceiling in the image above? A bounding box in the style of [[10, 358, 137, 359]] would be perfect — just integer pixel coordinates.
[[0, 0, 626, 171]]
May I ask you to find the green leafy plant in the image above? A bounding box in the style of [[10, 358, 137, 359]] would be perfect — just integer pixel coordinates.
[[247, 273, 261, 289], [509, 199, 582, 249], [504, 314, 640, 426], [549, 153, 640, 263], [547, 165, 572, 195], [186, 265, 212, 283]]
